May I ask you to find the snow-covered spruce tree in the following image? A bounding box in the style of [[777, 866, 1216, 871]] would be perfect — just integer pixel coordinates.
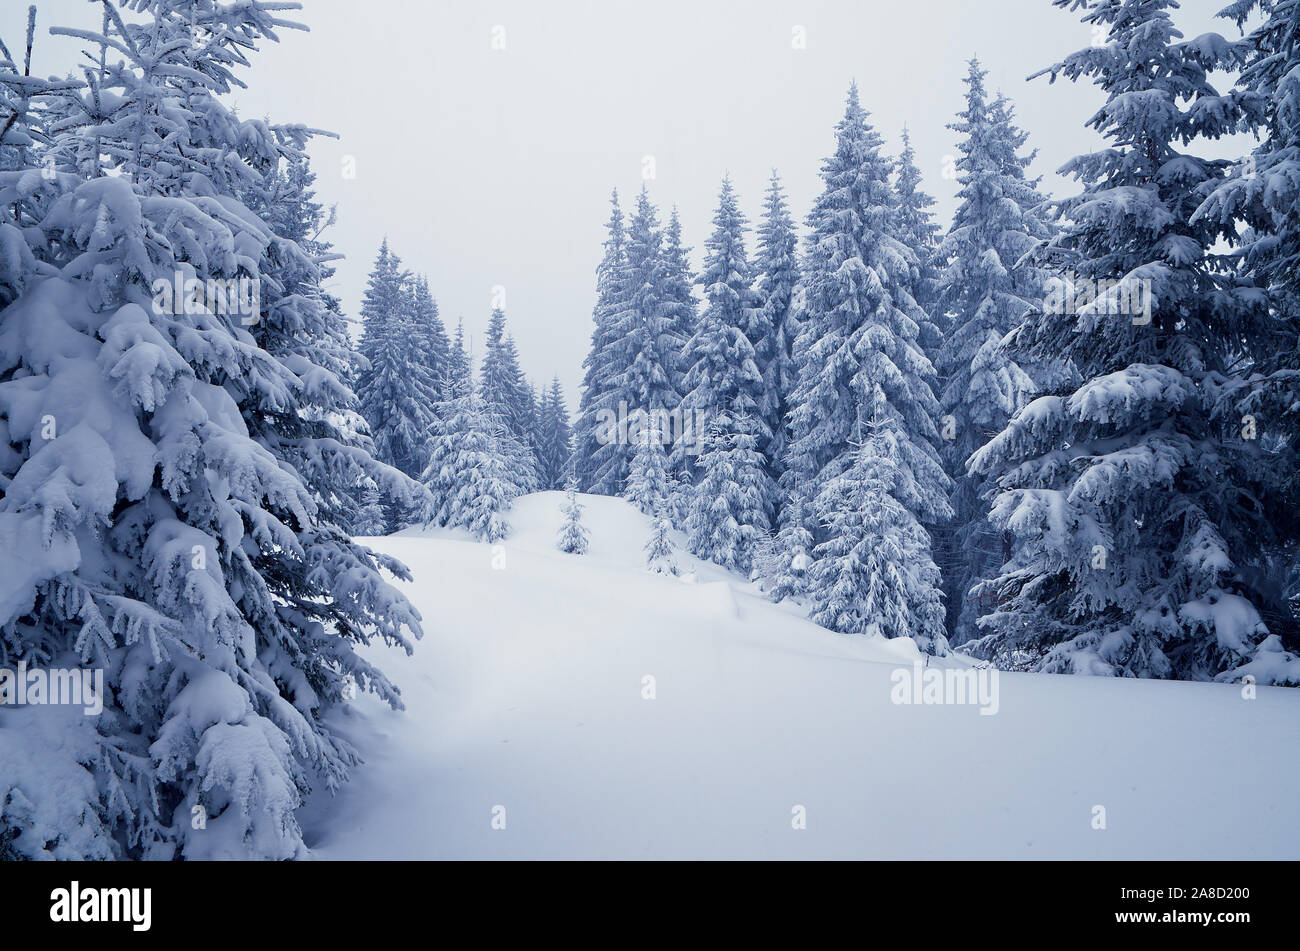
[[1194, 0, 1300, 666], [766, 480, 815, 602], [351, 479, 390, 536], [446, 317, 472, 398], [625, 418, 671, 516], [645, 499, 678, 575], [781, 83, 951, 622], [356, 240, 438, 480], [240, 145, 422, 540], [573, 191, 630, 494], [681, 178, 777, 571], [623, 418, 677, 572], [410, 275, 451, 404], [756, 173, 811, 603], [421, 390, 521, 543], [480, 308, 532, 445], [524, 380, 542, 468], [661, 206, 699, 484], [893, 127, 944, 357], [479, 308, 539, 491], [535, 376, 573, 490], [662, 207, 698, 399], [237, 146, 361, 535], [752, 171, 802, 482], [933, 61, 1055, 644], [0, 0, 423, 859], [733, 196, 780, 482], [986, 93, 1075, 400], [493, 418, 540, 497], [808, 425, 948, 653], [1196, 0, 1300, 335], [688, 413, 774, 575], [969, 0, 1297, 683], [660, 465, 693, 529], [509, 354, 541, 493], [556, 483, 590, 554], [748, 523, 783, 592], [597, 186, 680, 496]]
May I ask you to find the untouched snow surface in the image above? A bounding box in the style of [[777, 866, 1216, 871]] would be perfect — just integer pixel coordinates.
[[300, 492, 1300, 859]]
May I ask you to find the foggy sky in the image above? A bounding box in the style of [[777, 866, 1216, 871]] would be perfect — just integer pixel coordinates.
[[4, 0, 1240, 410]]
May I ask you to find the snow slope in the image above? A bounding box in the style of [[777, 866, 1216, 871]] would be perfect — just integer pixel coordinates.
[[299, 492, 1300, 859]]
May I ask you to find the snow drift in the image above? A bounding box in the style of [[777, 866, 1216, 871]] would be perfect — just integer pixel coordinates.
[[300, 492, 1300, 859]]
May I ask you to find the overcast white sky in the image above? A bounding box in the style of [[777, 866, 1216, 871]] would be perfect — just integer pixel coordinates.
[[6, 0, 1241, 408]]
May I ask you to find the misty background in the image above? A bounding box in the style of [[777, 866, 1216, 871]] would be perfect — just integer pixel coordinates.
[[3, 0, 1240, 409]]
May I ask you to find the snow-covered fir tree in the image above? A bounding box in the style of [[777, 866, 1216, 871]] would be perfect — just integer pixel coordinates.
[[688, 413, 774, 574], [786, 85, 950, 520], [892, 126, 944, 358], [807, 424, 948, 653], [480, 308, 534, 446], [573, 191, 630, 493], [969, 0, 1298, 683], [625, 418, 671, 516], [597, 187, 681, 496], [681, 178, 777, 570], [661, 206, 699, 480], [1193, 0, 1300, 671], [352, 479, 390, 537], [535, 376, 574, 489], [238, 144, 407, 538], [446, 317, 472, 398], [722, 176, 782, 513], [752, 171, 802, 482], [623, 415, 678, 571], [0, 0, 424, 859], [410, 275, 451, 403], [421, 390, 521, 543], [662, 206, 698, 400], [556, 483, 590, 554], [645, 499, 678, 575], [1197, 1, 1300, 350], [766, 481, 815, 602], [524, 380, 542, 469], [755, 171, 812, 603], [619, 188, 682, 412], [356, 240, 438, 480], [781, 84, 951, 623], [665, 468, 695, 527], [478, 308, 540, 491], [932, 60, 1055, 643]]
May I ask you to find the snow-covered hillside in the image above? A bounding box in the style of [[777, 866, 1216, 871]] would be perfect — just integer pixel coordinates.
[[298, 492, 1300, 859]]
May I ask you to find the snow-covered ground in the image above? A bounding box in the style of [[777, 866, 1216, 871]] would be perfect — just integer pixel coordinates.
[[299, 492, 1300, 859]]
